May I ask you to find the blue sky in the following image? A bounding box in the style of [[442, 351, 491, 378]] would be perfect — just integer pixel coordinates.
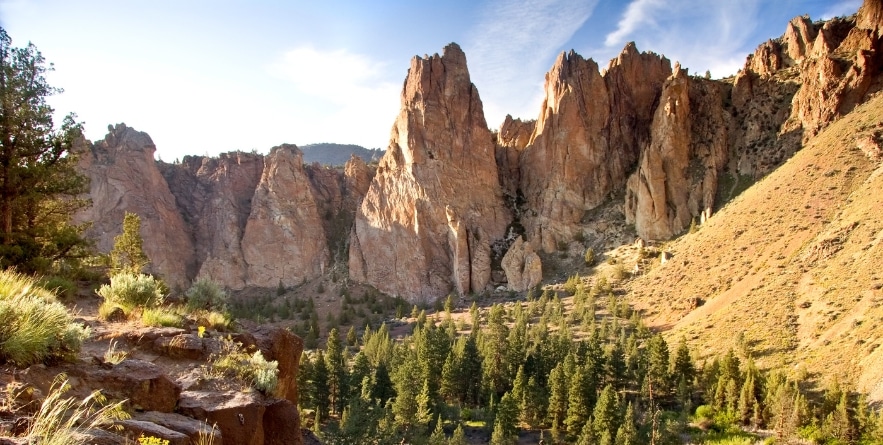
[[0, 0, 862, 161]]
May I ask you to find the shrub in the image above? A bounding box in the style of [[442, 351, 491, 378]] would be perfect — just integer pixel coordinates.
[[209, 337, 279, 394], [138, 436, 170, 445], [0, 271, 90, 366], [141, 308, 183, 328], [185, 278, 228, 311], [97, 273, 164, 310], [584, 248, 596, 266], [39, 275, 77, 300]]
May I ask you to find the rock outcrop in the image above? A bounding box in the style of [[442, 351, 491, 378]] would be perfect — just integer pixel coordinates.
[[512, 44, 671, 250], [625, 65, 727, 239], [240, 145, 328, 288], [74, 124, 196, 290], [158, 151, 264, 289], [500, 236, 542, 292], [349, 43, 510, 302]]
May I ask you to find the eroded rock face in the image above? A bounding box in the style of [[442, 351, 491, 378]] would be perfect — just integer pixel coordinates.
[[240, 145, 329, 288], [500, 236, 542, 292], [517, 44, 671, 250], [75, 124, 195, 290], [349, 43, 509, 303], [625, 65, 726, 239], [159, 152, 264, 289]]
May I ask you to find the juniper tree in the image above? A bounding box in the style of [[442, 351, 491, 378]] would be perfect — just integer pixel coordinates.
[[0, 27, 90, 273]]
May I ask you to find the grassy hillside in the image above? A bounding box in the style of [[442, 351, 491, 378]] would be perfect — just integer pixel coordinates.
[[627, 93, 883, 400]]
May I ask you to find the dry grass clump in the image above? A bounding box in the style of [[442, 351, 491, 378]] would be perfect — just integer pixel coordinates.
[[0, 270, 90, 365]]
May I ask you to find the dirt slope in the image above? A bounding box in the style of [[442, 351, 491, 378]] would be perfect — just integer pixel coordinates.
[[627, 92, 883, 400]]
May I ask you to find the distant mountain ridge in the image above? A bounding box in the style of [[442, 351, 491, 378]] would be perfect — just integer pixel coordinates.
[[299, 143, 383, 166]]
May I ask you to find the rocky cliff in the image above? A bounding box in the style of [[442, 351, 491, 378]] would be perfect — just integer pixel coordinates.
[[75, 124, 196, 290], [349, 43, 510, 302], [515, 45, 671, 251], [79, 128, 368, 291], [76, 1, 883, 300]]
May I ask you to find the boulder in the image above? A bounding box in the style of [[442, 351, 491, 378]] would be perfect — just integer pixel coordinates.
[[178, 390, 266, 445], [135, 411, 223, 444], [263, 399, 301, 445], [250, 326, 303, 403], [154, 334, 208, 360], [501, 237, 543, 292]]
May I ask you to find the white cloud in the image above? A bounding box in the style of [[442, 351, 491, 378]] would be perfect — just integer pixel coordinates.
[[465, 0, 599, 126], [821, 0, 862, 19], [599, 0, 762, 78], [268, 46, 401, 148]]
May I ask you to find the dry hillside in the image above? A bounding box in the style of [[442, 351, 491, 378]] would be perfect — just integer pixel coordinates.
[[627, 92, 883, 400]]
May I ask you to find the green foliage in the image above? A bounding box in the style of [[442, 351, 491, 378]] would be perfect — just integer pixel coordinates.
[[0, 270, 89, 365], [110, 212, 149, 275], [0, 28, 91, 274], [141, 307, 183, 328], [38, 275, 77, 300], [209, 336, 279, 394], [96, 273, 165, 310], [585, 248, 596, 266], [185, 277, 228, 311]]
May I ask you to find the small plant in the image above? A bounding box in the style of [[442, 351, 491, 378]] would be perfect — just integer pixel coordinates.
[[0, 270, 90, 366], [98, 301, 129, 321], [209, 337, 279, 394], [103, 340, 128, 365], [584, 248, 596, 266], [97, 273, 165, 310], [138, 436, 170, 445], [141, 307, 183, 328], [185, 278, 228, 312], [39, 275, 77, 300], [26, 375, 128, 445], [198, 326, 206, 338]]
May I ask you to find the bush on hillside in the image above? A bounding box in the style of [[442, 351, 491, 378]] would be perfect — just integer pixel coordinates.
[[0, 271, 90, 366], [96, 273, 164, 310], [185, 278, 228, 311]]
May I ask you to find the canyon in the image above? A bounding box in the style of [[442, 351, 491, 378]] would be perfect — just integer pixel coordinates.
[[75, 2, 883, 304]]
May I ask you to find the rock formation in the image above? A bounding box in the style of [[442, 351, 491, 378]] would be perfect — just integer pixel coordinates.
[[240, 145, 328, 288], [349, 43, 510, 302], [500, 236, 542, 292], [512, 44, 671, 251], [625, 65, 727, 239], [75, 124, 196, 290], [158, 151, 264, 289]]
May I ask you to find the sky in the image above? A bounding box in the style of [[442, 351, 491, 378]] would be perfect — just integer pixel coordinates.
[[0, 0, 863, 161]]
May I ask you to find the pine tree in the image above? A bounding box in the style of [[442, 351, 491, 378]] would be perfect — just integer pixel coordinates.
[[547, 363, 568, 428], [491, 391, 519, 445], [416, 378, 434, 428], [565, 366, 591, 437], [615, 403, 637, 445], [449, 423, 467, 445], [325, 327, 349, 414], [593, 384, 620, 440], [110, 212, 149, 275], [576, 420, 597, 445], [313, 351, 330, 418], [428, 414, 446, 445]]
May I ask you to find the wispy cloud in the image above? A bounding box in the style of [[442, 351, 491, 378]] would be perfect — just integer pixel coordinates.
[[465, 0, 599, 126], [821, 0, 862, 19], [599, 0, 763, 78]]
